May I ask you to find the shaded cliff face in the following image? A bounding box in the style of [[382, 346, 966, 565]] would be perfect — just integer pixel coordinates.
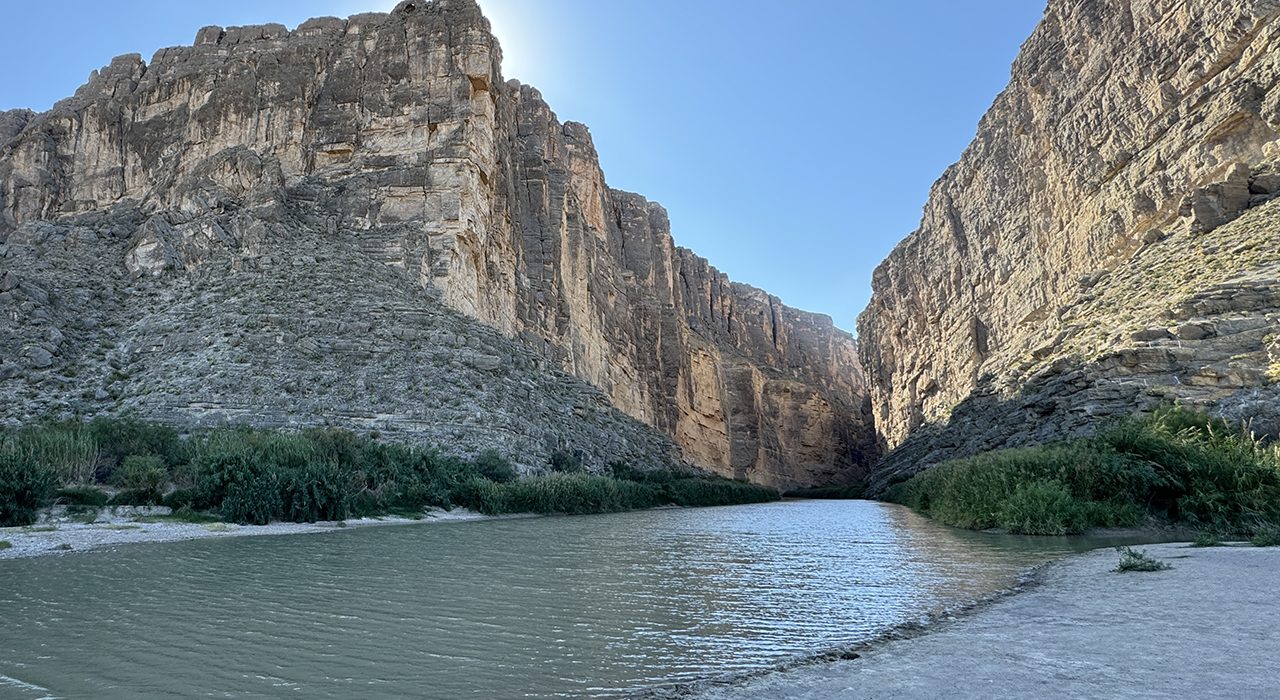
[[0, 0, 873, 487], [859, 0, 1280, 485]]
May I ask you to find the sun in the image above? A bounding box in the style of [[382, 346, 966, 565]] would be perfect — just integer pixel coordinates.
[[464, 0, 548, 81]]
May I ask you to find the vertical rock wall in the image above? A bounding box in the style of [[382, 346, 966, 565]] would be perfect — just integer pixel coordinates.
[[0, 0, 874, 488], [858, 0, 1280, 484]]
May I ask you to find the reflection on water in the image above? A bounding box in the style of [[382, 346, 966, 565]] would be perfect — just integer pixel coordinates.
[[0, 500, 1145, 699]]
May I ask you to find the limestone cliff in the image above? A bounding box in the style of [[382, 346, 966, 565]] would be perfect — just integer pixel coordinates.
[[0, 0, 873, 488], [859, 0, 1280, 486]]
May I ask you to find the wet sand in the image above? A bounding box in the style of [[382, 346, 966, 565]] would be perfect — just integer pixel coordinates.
[[695, 543, 1278, 699]]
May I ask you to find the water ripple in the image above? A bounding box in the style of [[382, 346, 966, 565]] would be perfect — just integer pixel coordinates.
[[0, 501, 1109, 699]]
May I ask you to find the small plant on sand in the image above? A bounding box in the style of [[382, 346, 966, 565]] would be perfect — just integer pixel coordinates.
[[1250, 526, 1280, 547], [0, 540, 11, 550], [1191, 532, 1226, 548], [1114, 546, 1172, 572]]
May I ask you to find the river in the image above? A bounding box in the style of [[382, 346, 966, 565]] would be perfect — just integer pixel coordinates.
[[0, 500, 1135, 698]]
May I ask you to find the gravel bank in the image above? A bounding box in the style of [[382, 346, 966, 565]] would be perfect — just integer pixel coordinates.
[[0, 507, 501, 561], [695, 543, 1278, 699]]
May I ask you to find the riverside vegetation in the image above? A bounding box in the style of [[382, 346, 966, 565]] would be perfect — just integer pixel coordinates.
[[886, 408, 1280, 538], [0, 418, 778, 527]]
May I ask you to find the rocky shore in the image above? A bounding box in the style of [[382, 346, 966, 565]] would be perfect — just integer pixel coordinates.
[[695, 543, 1278, 699]]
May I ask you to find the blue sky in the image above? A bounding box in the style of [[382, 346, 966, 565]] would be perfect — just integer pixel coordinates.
[[0, 1, 1045, 331]]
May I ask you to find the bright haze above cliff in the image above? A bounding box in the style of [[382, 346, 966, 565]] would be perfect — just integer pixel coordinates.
[[0, 0, 1042, 331]]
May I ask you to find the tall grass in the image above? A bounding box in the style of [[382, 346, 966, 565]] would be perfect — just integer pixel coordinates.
[[886, 407, 1280, 536], [0, 419, 780, 526], [11, 423, 99, 484]]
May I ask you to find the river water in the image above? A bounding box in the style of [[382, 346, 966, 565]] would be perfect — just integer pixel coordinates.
[[0, 500, 1131, 699]]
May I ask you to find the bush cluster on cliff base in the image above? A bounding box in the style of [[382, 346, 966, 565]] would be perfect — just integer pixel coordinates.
[[0, 419, 779, 526], [885, 407, 1280, 536]]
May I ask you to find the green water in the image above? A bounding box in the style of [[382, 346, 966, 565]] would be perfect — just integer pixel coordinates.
[[0, 500, 1138, 699]]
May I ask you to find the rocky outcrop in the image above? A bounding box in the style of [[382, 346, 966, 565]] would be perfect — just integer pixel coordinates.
[[0, 0, 873, 487], [859, 0, 1280, 486]]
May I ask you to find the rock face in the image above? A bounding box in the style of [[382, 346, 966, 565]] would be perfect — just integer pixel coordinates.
[[859, 0, 1280, 487], [0, 0, 874, 488]]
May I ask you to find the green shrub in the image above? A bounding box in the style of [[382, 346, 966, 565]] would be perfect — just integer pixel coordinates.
[[473, 450, 518, 483], [279, 461, 351, 523], [14, 422, 99, 484], [0, 540, 11, 550], [663, 478, 779, 507], [1251, 527, 1280, 547], [503, 473, 638, 514], [996, 481, 1087, 535], [88, 418, 184, 476], [547, 449, 585, 473], [0, 448, 57, 526], [55, 486, 109, 506], [115, 455, 167, 493], [67, 505, 99, 524], [108, 488, 162, 506], [5, 419, 781, 525], [784, 484, 867, 499], [164, 506, 222, 524], [220, 476, 284, 526], [1114, 546, 1172, 572], [888, 407, 1280, 536], [452, 471, 779, 516], [1191, 532, 1226, 548], [161, 488, 197, 511], [452, 477, 509, 515]]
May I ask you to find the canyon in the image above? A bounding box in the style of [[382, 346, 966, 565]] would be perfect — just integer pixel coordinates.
[[0, 0, 874, 489], [859, 0, 1280, 487], [6, 0, 1280, 493]]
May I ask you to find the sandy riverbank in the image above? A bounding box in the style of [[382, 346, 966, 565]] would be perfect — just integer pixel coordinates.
[[694, 543, 1278, 699], [0, 507, 508, 561]]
